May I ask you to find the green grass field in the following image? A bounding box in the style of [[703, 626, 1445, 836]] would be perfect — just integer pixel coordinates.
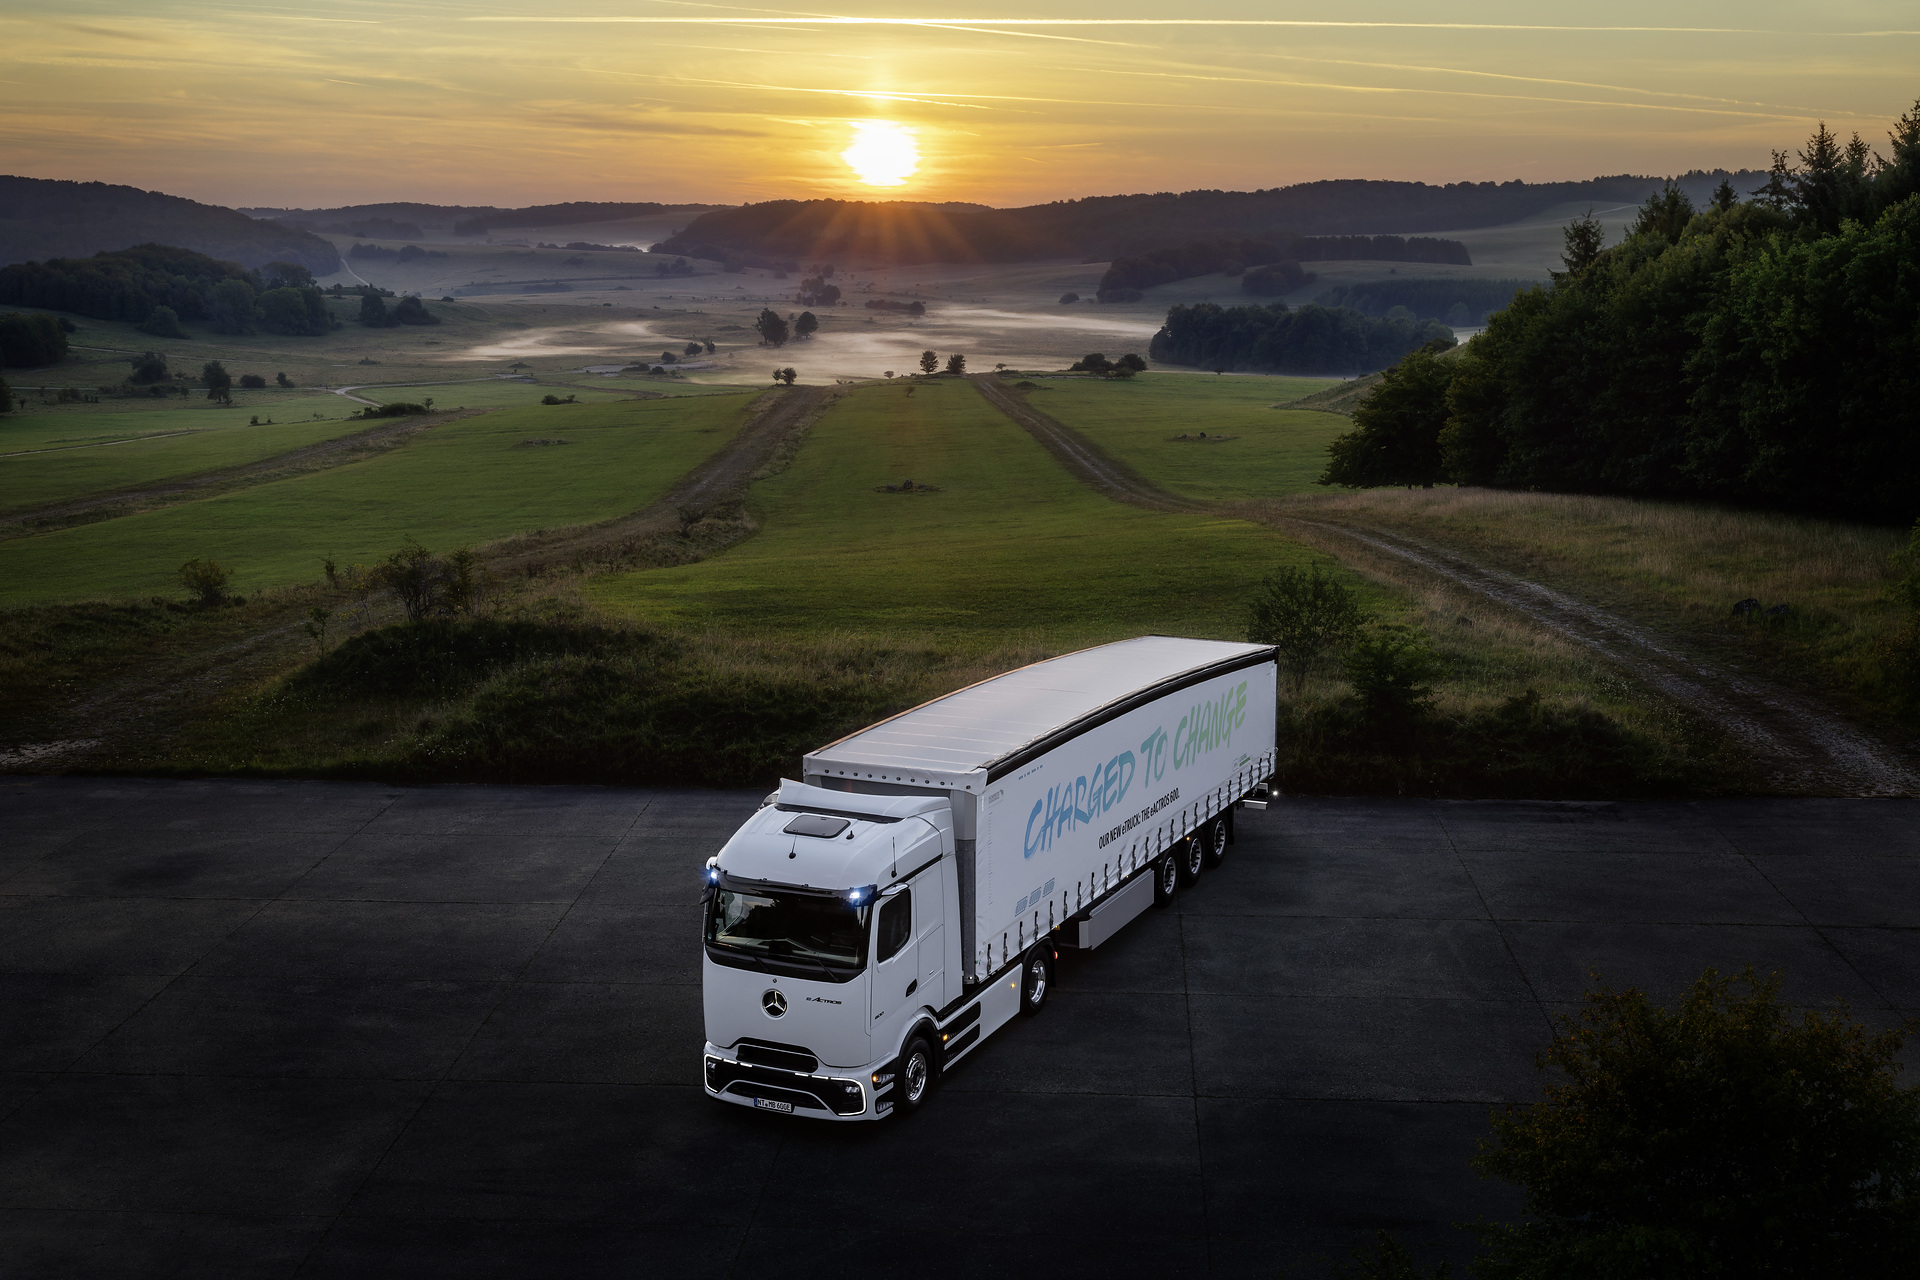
[[0, 395, 376, 514], [335, 379, 639, 410], [587, 378, 1343, 648], [1030, 374, 1352, 501], [0, 392, 757, 605]]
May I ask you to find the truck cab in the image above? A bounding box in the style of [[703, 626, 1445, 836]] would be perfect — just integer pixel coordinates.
[[702, 780, 958, 1120]]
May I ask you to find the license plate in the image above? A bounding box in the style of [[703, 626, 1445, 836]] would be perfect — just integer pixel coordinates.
[[753, 1096, 793, 1114]]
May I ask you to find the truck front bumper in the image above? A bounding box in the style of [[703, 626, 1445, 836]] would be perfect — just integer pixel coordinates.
[[702, 1044, 885, 1121]]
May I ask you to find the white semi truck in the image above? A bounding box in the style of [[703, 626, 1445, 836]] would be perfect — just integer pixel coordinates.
[[701, 636, 1278, 1120]]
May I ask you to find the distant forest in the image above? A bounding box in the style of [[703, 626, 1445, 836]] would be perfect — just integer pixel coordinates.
[[1319, 104, 1920, 525], [1149, 302, 1455, 376], [0, 177, 339, 273], [244, 201, 718, 238], [0, 245, 334, 338], [1095, 234, 1471, 300], [1314, 279, 1530, 325], [655, 175, 1754, 266]]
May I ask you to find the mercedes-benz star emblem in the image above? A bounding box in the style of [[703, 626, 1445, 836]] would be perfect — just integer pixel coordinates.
[[762, 989, 787, 1018]]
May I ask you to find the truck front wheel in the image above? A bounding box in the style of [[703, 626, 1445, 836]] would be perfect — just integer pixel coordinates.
[[895, 1035, 935, 1115], [1019, 945, 1051, 1016], [1152, 850, 1179, 908]]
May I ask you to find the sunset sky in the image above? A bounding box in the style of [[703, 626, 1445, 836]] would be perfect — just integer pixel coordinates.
[[3, 1, 1915, 209]]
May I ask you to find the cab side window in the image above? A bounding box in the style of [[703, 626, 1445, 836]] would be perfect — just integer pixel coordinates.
[[877, 890, 912, 962]]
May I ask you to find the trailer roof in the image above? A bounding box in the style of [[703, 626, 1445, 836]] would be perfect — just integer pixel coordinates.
[[803, 636, 1274, 794]]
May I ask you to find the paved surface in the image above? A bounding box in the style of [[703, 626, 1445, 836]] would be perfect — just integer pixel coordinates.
[[1, 779, 1916, 1278]]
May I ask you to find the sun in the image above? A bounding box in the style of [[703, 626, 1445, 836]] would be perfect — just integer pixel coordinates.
[[841, 120, 919, 187]]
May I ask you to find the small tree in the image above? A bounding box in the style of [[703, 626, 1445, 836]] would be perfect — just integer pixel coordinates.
[[178, 558, 230, 607], [794, 311, 819, 340], [1475, 969, 1920, 1278], [201, 360, 232, 405], [918, 349, 938, 375], [754, 308, 789, 347], [442, 546, 485, 616], [774, 367, 797, 386], [1246, 563, 1366, 694], [302, 605, 333, 654], [239, 373, 267, 389], [138, 305, 187, 339], [374, 540, 444, 622], [129, 352, 168, 384], [360, 292, 390, 328], [1342, 626, 1441, 727], [702, 337, 715, 354], [684, 341, 703, 356], [275, 371, 293, 388], [944, 352, 966, 375]]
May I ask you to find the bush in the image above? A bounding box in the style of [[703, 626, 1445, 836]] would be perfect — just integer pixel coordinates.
[[1058, 291, 1079, 305], [1342, 626, 1442, 726], [238, 373, 266, 389], [128, 351, 168, 384], [178, 559, 230, 607], [1474, 968, 1920, 1278], [276, 372, 293, 388], [138, 305, 188, 338], [286, 618, 629, 702], [359, 401, 429, 418], [1246, 563, 1366, 694], [539, 393, 576, 405]]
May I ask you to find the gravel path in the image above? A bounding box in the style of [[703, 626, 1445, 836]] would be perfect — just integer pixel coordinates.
[[968, 376, 1919, 797]]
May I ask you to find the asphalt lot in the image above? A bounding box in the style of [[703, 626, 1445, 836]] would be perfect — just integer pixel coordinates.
[[1, 777, 1916, 1278]]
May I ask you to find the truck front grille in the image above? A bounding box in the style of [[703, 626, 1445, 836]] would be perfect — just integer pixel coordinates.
[[735, 1039, 820, 1073], [707, 1058, 864, 1116]]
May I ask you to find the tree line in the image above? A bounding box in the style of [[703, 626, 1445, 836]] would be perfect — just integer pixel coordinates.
[[1321, 103, 1920, 525], [1097, 234, 1471, 300], [1148, 301, 1456, 376], [1314, 278, 1531, 325], [0, 311, 70, 369], [0, 245, 336, 339]]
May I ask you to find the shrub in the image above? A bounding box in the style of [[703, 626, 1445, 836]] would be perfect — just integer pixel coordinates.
[[359, 401, 429, 418], [178, 558, 230, 607], [1474, 968, 1920, 1278], [276, 372, 293, 388], [1245, 563, 1366, 694], [128, 351, 168, 384], [1058, 291, 1080, 305], [539, 393, 576, 405], [138, 305, 188, 338], [238, 373, 266, 389], [1342, 626, 1441, 726]]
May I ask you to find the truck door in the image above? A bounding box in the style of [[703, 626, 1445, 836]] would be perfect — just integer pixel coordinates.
[[869, 886, 918, 1062], [914, 862, 945, 1008]]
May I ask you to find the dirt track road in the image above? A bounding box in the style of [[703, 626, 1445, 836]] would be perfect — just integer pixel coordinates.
[[968, 376, 1920, 797]]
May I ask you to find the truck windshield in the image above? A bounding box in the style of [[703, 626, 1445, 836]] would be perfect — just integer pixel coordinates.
[[706, 887, 870, 982]]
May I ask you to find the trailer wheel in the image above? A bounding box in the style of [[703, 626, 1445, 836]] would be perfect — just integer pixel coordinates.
[[1178, 833, 1206, 886], [1019, 945, 1052, 1016], [895, 1035, 936, 1115], [1201, 815, 1229, 869], [1152, 851, 1179, 908]]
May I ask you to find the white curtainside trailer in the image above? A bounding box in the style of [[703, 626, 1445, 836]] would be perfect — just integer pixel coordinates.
[[701, 636, 1277, 1119]]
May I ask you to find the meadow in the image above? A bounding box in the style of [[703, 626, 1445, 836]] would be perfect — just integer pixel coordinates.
[[589, 378, 1336, 646], [0, 392, 755, 604], [1, 394, 362, 514], [1028, 374, 1348, 501]]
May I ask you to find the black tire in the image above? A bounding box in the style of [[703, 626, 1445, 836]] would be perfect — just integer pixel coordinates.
[[1018, 945, 1051, 1016], [1152, 850, 1179, 907], [894, 1035, 935, 1115], [1201, 814, 1228, 869], [1178, 832, 1206, 885]]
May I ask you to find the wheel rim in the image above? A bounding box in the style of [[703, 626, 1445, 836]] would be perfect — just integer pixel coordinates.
[[1160, 856, 1177, 894], [1211, 820, 1226, 856], [1028, 956, 1047, 1005], [905, 1051, 928, 1102], [1186, 838, 1204, 875]]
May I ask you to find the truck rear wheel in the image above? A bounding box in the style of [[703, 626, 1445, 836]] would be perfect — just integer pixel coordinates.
[[1152, 850, 1179, 907], [1201, 815, 1229, 869], [1178, 832, 1206, 886], [895, 1035, 935, 1115], [1019, 945, 1051, 1016]]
